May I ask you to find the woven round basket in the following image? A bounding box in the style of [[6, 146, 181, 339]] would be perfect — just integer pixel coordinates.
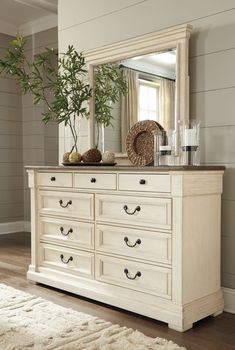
[[126, 120, 164, 166]]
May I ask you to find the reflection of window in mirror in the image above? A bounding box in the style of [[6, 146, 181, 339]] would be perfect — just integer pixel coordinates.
[[121, 49, 176, 131], [97, 48, 177, 153], [138, 78, 160, 122]]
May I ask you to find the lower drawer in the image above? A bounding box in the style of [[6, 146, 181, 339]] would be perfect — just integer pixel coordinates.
[[40, 217, 94, 249], [95, 254, 171, 299], [96, 224, 171, 264], [40, 243, 94, 279]]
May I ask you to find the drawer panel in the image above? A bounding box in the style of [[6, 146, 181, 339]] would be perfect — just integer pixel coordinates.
[[95, 194, 171, 230], [74, 173, 116, 190], [96, 254, 171, 299], [38, 172, 72, 188], [40, 243, 94, 278], [96, 224, 171, 264], [39, 191, 94, 221], [40, 217, 94, 249], [119, 173, 171, 193]]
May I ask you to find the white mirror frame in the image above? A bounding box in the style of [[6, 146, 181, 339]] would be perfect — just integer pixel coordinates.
[[85, 23, 192, 161]]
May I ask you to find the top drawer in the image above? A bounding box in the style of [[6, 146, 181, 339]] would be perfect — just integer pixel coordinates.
[[38, 172, 72, 188], [118, 174, 171, 193], [74, 173, 116, 190]]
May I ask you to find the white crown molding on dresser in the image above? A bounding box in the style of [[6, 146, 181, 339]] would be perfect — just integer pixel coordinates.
[[0, 19, 18, 36], [223, 287, 235, 314], [19, 13, 58, 36]]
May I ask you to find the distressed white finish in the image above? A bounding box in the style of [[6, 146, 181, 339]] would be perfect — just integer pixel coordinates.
[[27, 167, 224, 332]]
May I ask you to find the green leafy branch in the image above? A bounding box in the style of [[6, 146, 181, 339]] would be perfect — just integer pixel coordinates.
[[0, 35, 92, 153]]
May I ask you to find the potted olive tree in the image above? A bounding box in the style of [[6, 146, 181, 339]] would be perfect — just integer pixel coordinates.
[[0, 36, 128, 164], [0, 35, 92, 162]]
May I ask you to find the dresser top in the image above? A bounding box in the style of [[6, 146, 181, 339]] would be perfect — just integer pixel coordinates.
[[25, 165, 225, 172]]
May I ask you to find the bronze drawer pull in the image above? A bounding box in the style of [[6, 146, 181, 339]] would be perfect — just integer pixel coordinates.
[[124, 236, 141, 248], [124, 268, 141, 280], [90, 178, 96, 183], [60, 254, 73, 264], [123, 205, 141, 215], [139, 179, 146, 185], [51, 176, 56, 181], [60, 227, 73, 236], [59, 199, 72, 208]]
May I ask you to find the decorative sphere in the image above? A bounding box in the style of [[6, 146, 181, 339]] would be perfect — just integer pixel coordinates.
[[63, 152, 70, 163], [102, 150, 115, 164], [82, 148, 102, 163], [69, 152, 82, 163]]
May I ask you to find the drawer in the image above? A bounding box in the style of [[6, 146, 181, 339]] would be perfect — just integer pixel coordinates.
[[95, 194, 171, 230], [40, 243, 94, 279], [96, 224, 171, 264], [96, 254, 171, 299], [74, 173, 116, 190], [119, 173, 171, 193], [38, 172, 72, 188], [40, 217, 94, 249], [39, 191, 94, 221]]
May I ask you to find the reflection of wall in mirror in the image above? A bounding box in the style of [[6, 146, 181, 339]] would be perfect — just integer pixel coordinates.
[[96, 99, 122, 153]]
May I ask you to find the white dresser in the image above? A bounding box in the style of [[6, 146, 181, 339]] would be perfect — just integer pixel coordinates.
[[27, 165, 224, 332]]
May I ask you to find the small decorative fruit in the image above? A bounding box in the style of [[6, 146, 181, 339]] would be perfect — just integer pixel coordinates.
[[82, 148, 102, 163], [102, 150, 115, 164], [63, 152, 70, 163], [69, 152, 82, 163]]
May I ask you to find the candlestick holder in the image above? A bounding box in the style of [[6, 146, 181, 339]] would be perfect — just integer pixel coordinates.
[[179, 119, 201, 165]]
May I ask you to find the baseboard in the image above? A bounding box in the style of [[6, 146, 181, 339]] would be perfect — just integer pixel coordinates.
[[0, 221, 31, 234], [222, 287, 235, 314], [24, 221, 31, 232]]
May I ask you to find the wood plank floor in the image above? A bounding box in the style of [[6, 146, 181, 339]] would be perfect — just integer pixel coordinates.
[[0, 232, 235, 350]]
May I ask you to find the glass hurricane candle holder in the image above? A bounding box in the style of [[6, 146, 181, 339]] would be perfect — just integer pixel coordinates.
[[159, 130, 175, 166], [153, 130, 165, 166], [179, 119, 201, 165], [153, 130, 175, 166]]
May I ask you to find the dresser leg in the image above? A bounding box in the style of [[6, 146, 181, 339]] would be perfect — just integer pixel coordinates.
[[168, 322, 193, 332], [212, 310, 223, 317]]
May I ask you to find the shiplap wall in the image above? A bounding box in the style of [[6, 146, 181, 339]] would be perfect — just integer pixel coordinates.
[[58, 0, 235, 290], [22, 27, 58, 222], [0, 33, 24, 224], [0, 28, 58, 227]]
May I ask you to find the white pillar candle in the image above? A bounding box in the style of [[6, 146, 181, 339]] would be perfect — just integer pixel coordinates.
[[160, 145, 172, 151], [184, 129, 197, 146]]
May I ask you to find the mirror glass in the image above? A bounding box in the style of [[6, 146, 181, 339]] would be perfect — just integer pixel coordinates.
[[94, 48, 176, 153]]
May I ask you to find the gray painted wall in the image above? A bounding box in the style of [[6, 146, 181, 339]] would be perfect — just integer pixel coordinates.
[[58, 0, 235, 289], [0, 33, 23, 224], [23, 27, 58, 222], [0, 28, 58, 225]]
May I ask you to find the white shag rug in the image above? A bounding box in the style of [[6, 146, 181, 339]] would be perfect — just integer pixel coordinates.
[[0, 284, 186, 350]]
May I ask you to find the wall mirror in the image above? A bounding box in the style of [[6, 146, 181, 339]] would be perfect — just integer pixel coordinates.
[[85, 24, 192, 159]]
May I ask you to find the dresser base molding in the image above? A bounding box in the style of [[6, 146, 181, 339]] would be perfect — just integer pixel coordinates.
[[27, 267, 224, 332]]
